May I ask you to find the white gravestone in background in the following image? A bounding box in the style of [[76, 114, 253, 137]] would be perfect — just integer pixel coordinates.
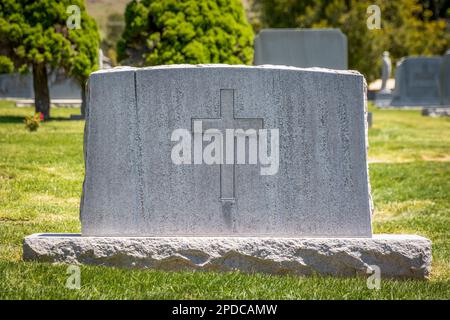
[[24, 65, 431, 278]]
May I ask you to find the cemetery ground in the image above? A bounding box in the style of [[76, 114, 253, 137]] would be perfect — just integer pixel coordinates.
[[0, 100, 448, 299]]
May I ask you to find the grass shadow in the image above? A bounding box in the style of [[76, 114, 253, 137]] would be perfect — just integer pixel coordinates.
[[0, 115, 82, 124], [0, 115, 25, 124], [46, 116, 84, 122]]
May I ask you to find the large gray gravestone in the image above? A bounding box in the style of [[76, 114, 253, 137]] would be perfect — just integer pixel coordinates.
[[391, 56, 442, 106], [81, 65, 371, 237], [440, 51, 450, 106], [254, 29, 348, 69], [23, 65, 432, 279]]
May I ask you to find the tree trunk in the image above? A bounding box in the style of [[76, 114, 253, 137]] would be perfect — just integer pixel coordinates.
[[80, 78, 87, 119], [32, 62, 50, 120]]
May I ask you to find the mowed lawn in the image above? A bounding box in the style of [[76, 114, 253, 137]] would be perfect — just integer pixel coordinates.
[[0, 100, 449, 299]]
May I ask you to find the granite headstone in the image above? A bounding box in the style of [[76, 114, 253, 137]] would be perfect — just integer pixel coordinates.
[[391, 56, 442, 106], [0, 73, 33, 99], [440, 50, 450, 106], [81, 65, 371, 237], [254, 29, 348, 69], [0, 70, 81, 100]]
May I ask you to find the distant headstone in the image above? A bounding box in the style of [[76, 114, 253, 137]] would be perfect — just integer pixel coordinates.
[[254, 29, 348, 69], [47, 69, 81, 100], [0, 69, 81, 100], [0, 73, 33, 98], [374, 51, 394, 106], [422, 107, 450, 117], [380, 51, 392, 93], [98, 49, 112, 70], [440, 50, 450, 106], [391, 56, 442, 106], [23, 65, 431, 279]]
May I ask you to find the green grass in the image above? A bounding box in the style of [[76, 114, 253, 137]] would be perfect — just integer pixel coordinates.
[[0, 101, 449, 299], [367, 104, 450, 163]]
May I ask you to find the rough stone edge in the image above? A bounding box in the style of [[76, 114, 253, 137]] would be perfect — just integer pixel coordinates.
[[91, 64, 362, 77], [363, 76, 375, 217], [23, 234, 431, 279]]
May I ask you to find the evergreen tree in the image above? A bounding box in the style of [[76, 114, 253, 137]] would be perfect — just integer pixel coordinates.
[[118, 0, 254, 66], [0, 0, 99, 119]]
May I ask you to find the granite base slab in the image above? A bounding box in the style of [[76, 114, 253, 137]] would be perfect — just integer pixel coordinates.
[[23, 234, 431, 279]]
